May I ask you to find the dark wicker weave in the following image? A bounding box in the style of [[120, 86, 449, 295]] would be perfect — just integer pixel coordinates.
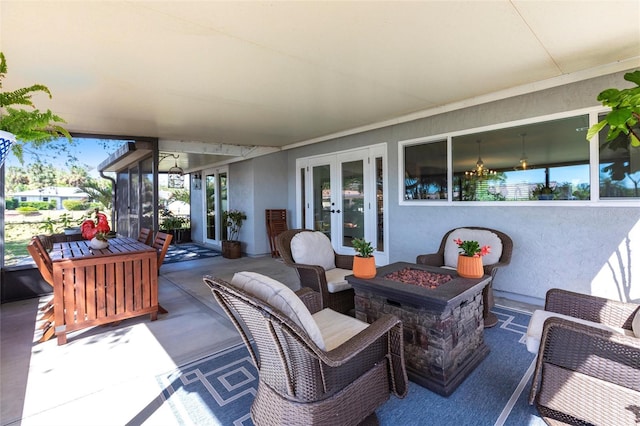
[[203, 276, 408, 426], [276, 229, 356, 315], [415, 226, 513, 327], [529, 289, 640, 426]]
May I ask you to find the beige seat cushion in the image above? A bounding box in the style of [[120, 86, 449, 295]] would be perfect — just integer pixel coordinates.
[[230, 271, 326, 350], [325, 268, 353, 293], [444, 228, 503, 268], [526, 309, 634, 354], [312, 308, 369, 351], [291, 231, 336, 271]]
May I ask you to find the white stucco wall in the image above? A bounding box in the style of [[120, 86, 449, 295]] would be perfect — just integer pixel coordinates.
[[278, 69, 640, 306]]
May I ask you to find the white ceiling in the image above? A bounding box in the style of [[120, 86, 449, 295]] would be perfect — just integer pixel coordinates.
[[1, 1, 639, 171]]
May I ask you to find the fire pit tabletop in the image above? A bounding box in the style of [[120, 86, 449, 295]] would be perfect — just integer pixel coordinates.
[[346, 261, 490, 311]]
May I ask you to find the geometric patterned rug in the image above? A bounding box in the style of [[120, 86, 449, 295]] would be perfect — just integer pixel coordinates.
[[156, 305, 545, 426], [157, 344, 256, 426], [162, 243, 222, 264]]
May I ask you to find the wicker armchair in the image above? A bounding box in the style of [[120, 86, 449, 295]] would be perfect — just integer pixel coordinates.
[[528, 289, 640, 426], [416, 226, 513, 327], [277, 229, 355, 314], [203, 273, 408, 426]]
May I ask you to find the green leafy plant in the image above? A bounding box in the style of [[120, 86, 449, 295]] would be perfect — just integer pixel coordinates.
[[159, 209, 189, 230], [531, 183, 556, 199], [454, 238, 491, 257], [58, 212, 75, 229], [222, 210, 247, 242], [352, 238, 374, 258], [586, 70, 640, 148], [94, 231, 109, 242], [0, 52, 71, 163], [38, 217, 56, 234]]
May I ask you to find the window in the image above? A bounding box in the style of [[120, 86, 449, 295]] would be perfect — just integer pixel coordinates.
[[403, 139, 447, 201], [598, 113, 640, 199], [452, 115, 590, 202], [401, 114, 598, 203]]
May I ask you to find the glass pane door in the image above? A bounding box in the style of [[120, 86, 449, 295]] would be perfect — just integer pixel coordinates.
[[206, 173, 216, 240], [298, 145, 387, 265], [311, 163, 332, 239], [204, 167, 228, 243], [341, 159, 364, 247]]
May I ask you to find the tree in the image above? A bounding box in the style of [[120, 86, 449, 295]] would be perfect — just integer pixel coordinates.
[[62, 165, 90, 187], [78, 178, 113, 210], [28, 161, 57, 189], [168, 188, 190, 204]]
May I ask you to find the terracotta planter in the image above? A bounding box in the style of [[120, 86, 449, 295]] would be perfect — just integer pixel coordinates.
[[222, 240, 241, 259], [353, 256, 376, 279], [456, 254, 484, 278]]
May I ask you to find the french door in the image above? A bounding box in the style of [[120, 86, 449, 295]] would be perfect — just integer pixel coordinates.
[[297, 144, 387, 265], [203, 166, 228, 244]]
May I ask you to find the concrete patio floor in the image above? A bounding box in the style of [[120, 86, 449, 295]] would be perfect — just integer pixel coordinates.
[[0, 254, 539, 425]]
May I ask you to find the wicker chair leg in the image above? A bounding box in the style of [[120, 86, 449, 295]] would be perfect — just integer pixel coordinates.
[[358, 413, 379, 426]]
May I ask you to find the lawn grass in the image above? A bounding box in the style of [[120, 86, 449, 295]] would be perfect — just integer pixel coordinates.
[[3, 210, 109, 266]]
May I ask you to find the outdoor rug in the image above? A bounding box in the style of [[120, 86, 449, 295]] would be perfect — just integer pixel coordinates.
[[156, 305, 545, 426], [162, 243, 221, 264]]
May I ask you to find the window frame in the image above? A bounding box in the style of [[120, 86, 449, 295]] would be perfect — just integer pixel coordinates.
[[398, 107, 638, 207]]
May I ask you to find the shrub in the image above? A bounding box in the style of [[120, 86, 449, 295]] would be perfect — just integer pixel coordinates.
[[19, 201, 55, 210], [16, 206, 39, 215], [63, 200, 90, 211], [5, 198, 18, 209]]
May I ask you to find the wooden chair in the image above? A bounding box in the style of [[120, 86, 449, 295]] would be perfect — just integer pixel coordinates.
[[152, 231, 173, 269], [137, 227, 152, 245], [203, 272, 408, 425], [416, 226, 513, 327], [27, 237, 56, 342], [265, 209, 288, 257], [152, 231, 173, 314]]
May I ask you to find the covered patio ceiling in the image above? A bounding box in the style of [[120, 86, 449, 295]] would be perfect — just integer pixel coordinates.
[[1, 1, 639, 172]]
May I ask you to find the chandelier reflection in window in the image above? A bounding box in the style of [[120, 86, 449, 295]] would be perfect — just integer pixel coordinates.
[[517, 133, 529, 170], [465, 140, 497, 179], [161, 153, 184, 189]]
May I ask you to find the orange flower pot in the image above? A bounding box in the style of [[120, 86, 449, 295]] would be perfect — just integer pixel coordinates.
[[456, 254, 484, 278], [353, 256, 376, 279]]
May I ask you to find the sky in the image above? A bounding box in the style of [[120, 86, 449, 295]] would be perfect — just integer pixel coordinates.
[[5, 137, 127, 179]]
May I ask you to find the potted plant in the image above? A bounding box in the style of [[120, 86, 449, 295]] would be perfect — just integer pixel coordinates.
[[454, 238, 491, 278], [531, 183, 555, 200], [159, 209, 191, 244], [352, 238, 376, 279], [221, 209, 246, 259], [0, 52, 71, 167]]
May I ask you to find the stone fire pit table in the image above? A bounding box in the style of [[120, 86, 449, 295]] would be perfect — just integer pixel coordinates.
[[346, 261, 491, 396]]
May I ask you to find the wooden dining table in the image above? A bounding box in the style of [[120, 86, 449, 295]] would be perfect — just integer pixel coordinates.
[[49, 237, 159, 345]]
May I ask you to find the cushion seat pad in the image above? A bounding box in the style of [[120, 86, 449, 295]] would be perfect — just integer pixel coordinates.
[[325, 268, 353, 293], [526, 309, 633, 354]]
